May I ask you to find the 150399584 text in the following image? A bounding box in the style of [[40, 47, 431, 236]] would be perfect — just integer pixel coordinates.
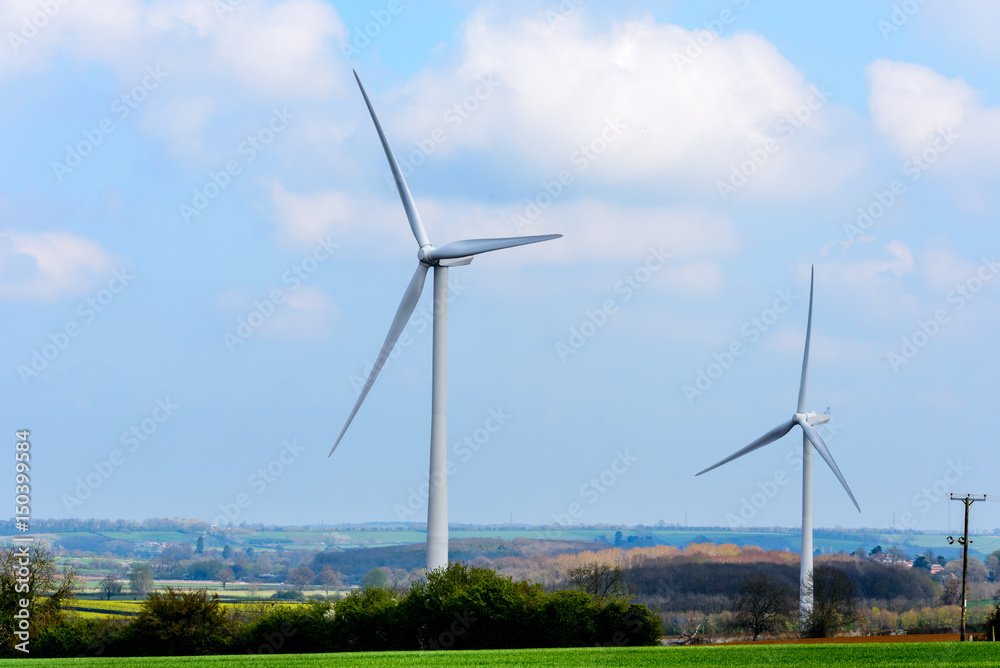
[[13, 429, 34, 654]]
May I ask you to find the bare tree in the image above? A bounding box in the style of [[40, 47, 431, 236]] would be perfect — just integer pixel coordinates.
[[884, 546, 906, 564], [672, 615, 707, 644], [100, 571, 124, 600], [318, 567, 343, 595], [566, 562, 629, 600], [941, 577, 962, 605], [288, 566, 315, 591], [215, 567, 235, 590], [1, 543, 79, 648], [733, 572, 793, 640], [803, 567, 857, 638]]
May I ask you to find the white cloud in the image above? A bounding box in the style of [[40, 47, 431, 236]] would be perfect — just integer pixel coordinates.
[[867, 60, 1000, 168], [918, 0, 1000, 60], [380, 8, 861, 197], [266, 182, 354, 246], [921, 243, 978, 293], [0, 231, 116, 300], [657, 262, 725, 298], [1, 0, 347, 161], [767, 329, 877, 368], [2, 0, 345, 94], [263, 286, 338, 341], [814, 237, 917, 316], [217, 284, 339, 341]]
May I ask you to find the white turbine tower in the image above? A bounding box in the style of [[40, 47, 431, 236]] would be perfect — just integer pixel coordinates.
[[696, 266, 860, 616], [329, 71, 562, 572]]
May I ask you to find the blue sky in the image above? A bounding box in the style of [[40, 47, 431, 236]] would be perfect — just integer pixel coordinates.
[[3, 0, 1000, 534]]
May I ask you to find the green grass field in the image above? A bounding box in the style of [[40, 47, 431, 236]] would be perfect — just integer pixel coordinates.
[[3, 643, 996, 667]]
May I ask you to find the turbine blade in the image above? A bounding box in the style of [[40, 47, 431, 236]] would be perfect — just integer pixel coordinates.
[[329, 263, 429, 455], [798, 419, 861, 512], [353, 70, 431, 249], [797, 265, 814, 413], [427, 234, 562, 261], [695, 419, 796, 476]]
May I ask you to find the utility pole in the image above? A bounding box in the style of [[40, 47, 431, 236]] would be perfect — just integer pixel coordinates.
[[948, 493, 985, 642]]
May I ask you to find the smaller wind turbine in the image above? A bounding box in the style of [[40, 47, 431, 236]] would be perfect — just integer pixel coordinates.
[[696, 266, 860, 616]]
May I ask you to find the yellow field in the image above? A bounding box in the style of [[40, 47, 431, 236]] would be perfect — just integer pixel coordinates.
[[62, 598, 305, 620]]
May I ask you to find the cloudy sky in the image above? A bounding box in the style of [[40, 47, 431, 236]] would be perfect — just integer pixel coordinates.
[[3, 0, 999, 534]]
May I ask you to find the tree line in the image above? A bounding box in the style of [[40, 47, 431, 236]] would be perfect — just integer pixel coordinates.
[[1, 549, 660, 658]]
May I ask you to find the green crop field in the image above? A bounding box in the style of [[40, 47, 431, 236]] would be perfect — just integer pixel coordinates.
[[3, 643, 997, 667]]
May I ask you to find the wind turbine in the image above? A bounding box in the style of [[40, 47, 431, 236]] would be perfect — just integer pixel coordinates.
[[695, 266, 860, 616], [329, 71, 562, 572]]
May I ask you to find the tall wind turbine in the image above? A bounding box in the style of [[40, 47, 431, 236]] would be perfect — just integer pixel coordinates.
[[329, 71, 561, 572], [696, 266, 860, 616]]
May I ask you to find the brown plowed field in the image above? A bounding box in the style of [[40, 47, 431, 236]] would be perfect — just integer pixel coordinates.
[[722, 633, 963, 645]]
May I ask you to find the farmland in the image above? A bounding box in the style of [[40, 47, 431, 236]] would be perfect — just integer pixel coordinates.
[[61, 598, 305, 620], [10, 523, 998, 561], [1, 643, 997, 667]]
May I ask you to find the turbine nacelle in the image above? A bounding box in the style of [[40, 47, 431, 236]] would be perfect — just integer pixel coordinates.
[[795, 411, 830, 427]]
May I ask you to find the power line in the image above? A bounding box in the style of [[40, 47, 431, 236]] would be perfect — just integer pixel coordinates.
[[948, 493, 986, 642]]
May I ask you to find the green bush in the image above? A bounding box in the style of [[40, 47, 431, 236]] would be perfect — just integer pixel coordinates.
[[400, 563, 542, 650], [123, 587, 237, 655], [533, 590, 598, 647], [33, 618, 129, 658], [331, 586, 404, 651], [270, 589, 306, 601], [235, 599, 334, 654], [984, 602, 1000, 641]]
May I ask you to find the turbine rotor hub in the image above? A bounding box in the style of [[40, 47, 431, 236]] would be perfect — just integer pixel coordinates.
[[417, 244, 436, 265]]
